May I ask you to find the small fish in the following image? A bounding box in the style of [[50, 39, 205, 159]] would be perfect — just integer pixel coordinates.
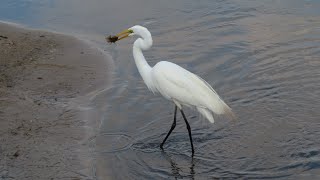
[[106, 35, 118, 43]]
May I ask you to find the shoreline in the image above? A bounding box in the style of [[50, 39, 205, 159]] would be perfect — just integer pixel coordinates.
[[0, 21, 112, 179]]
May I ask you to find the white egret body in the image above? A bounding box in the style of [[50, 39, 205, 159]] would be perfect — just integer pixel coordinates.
[[109, 25, 235, 156]]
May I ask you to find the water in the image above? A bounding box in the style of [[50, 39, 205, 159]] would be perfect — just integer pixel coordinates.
[[1, 0, 320, 179]]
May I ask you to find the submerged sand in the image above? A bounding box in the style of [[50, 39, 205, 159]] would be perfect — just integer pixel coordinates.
[[0, 22, 112, 179]]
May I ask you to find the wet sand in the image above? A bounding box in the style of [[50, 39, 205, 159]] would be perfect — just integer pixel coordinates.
[[0, 22, 112, 179]]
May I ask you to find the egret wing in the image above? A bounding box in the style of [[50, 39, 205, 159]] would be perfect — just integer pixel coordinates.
[[152, 61, 232, 116], [152, 61, 211, 107]]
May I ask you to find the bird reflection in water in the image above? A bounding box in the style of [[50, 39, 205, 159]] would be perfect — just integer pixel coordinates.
[[161, 151, 195, 179]]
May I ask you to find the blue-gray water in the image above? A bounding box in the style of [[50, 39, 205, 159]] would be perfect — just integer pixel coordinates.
[[1, 0, 320, 179]]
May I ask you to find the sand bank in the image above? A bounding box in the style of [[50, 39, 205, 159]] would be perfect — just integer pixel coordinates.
[[0, 22, 112, 179]]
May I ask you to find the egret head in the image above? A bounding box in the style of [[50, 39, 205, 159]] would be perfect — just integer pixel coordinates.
[[106, 25, 151, 43]]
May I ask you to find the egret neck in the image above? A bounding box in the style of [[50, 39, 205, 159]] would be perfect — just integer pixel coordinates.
[[133, 37, 155, 92]]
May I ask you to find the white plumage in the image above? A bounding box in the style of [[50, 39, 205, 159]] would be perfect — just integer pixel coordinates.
[[127, 25, 234, 123], [151, 61, 233, 123], [111, 25, 235, 155]]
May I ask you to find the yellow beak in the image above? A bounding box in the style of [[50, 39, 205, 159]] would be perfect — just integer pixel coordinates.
[[116, 29, 131, 41]]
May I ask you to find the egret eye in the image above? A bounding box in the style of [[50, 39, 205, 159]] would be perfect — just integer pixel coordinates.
[[128, 29, 134, 33]]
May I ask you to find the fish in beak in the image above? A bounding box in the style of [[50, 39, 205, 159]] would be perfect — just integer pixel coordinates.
[[106, 29, 132, 43]]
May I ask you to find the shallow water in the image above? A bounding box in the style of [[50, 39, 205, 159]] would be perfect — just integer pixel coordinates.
[[1, 0, 320, 179]]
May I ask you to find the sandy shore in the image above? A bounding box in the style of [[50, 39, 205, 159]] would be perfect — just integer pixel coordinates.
[[0, 22, 112, 179]]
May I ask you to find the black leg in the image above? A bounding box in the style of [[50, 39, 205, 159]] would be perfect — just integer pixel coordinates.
[[160, 106, 177, 149], [180, 109, 195, 156]]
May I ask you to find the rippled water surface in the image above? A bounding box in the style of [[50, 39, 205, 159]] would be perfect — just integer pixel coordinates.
[[1, 0, 320, 179]]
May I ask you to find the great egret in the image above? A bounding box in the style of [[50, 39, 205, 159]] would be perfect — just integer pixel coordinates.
[[107, 25, 235, 156]]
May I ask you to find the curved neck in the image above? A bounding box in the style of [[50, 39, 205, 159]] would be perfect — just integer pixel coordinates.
[[133, 37, 154, 91], [133, 38, 151, 69]]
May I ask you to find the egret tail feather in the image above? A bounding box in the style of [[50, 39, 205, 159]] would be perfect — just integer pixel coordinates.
[[223, 105, 236, 120], [197, 107, 214, 123]]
